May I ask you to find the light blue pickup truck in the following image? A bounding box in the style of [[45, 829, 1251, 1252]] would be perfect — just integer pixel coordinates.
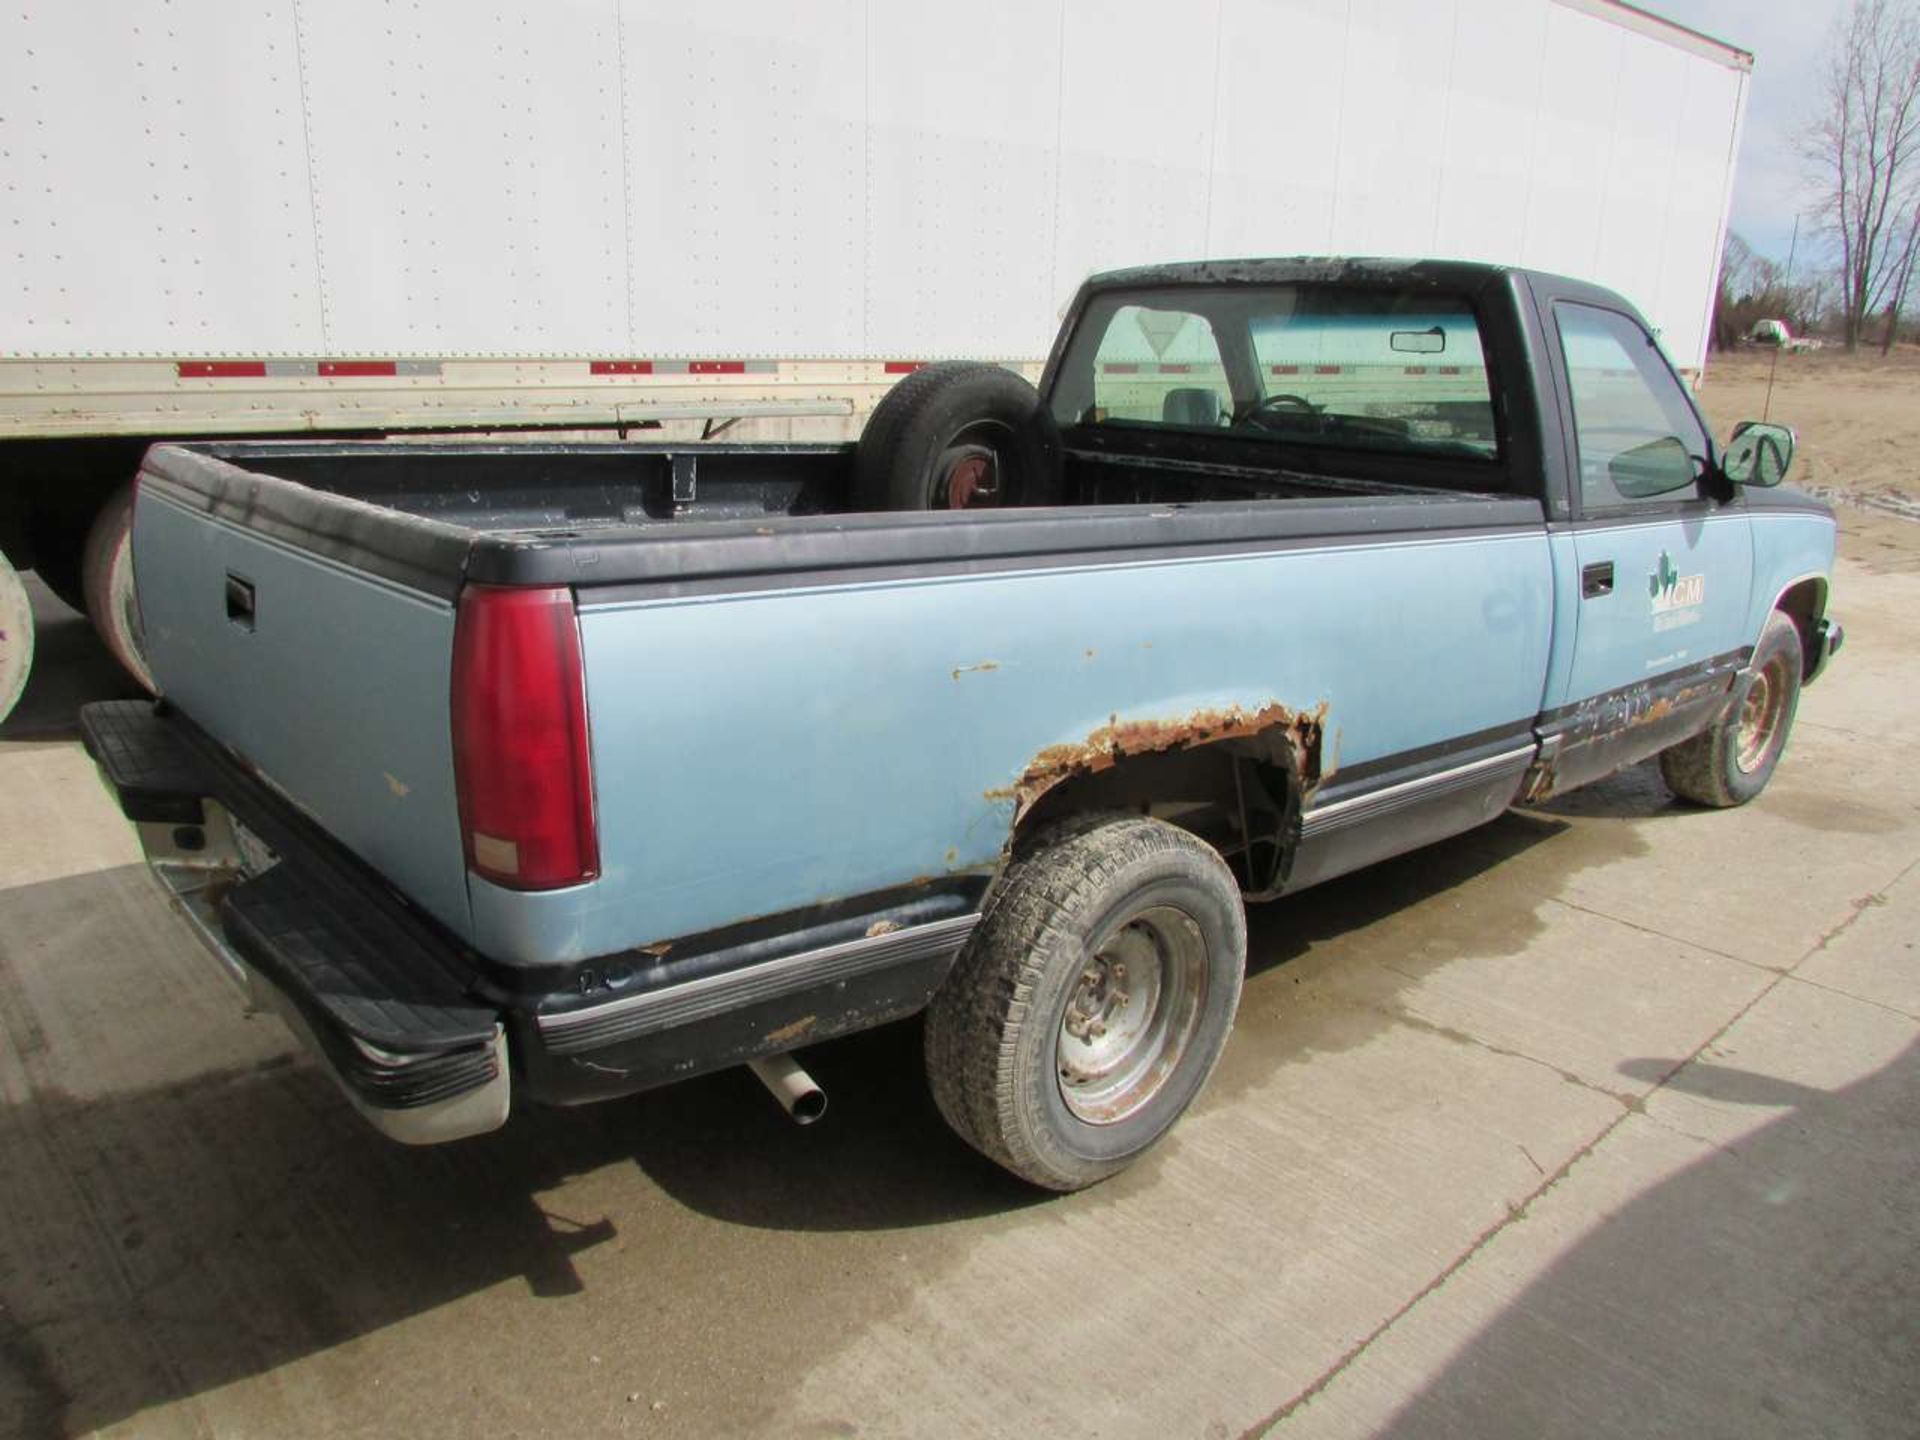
[[81, 259, 1841, 1191]]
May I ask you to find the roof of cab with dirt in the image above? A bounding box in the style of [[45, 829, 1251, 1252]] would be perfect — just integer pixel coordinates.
[[1079, 256, 1637, 318]]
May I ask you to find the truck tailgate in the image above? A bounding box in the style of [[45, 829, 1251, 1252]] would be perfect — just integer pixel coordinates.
[[132, 450, 474, 938]]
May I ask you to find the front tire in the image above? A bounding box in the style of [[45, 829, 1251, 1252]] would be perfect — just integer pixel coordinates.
[[924, 815, 1246, 1191], [1659, 609, 1803, 807]]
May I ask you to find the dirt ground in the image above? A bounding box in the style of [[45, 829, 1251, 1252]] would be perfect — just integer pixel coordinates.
[[1696, 345, 1920, 504]]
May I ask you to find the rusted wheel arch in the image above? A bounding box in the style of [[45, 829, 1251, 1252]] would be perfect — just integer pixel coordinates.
[[1007, 703, 1325, 898]]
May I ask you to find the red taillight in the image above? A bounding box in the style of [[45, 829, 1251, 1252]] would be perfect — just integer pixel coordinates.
[[450, 585, 599, 890]]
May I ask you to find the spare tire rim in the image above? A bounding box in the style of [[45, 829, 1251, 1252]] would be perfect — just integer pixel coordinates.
[[932, 420, 1015, 508], [1735, 658, 1788, 773], [1057, 905, 1209, 1125], [944, 451, 997, 509]]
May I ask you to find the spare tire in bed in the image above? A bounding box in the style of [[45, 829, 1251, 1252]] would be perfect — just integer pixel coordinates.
[[855, 362, 1062, 511]]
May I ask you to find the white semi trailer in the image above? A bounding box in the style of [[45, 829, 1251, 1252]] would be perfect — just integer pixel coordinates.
[[0, 0, 1750, 720]]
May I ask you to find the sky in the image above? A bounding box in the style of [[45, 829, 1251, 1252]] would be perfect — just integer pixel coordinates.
[[1646, 0, 1849, 266]]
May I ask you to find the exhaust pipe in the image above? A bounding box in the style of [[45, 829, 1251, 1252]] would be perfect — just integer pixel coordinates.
[[747, 1053, 827, 1125]]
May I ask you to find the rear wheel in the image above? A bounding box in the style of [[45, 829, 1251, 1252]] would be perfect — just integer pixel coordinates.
[[0, 549, 34, 724], [924, 815, 1245, 1191], [855, 361, 1061, 512], [81, 482, 155, 692], [1659, 610, 1803, 807]]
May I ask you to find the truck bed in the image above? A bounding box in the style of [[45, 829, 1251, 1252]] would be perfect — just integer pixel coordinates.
[[195, 437, 1485, 539], [139, 437, 1544, 921]]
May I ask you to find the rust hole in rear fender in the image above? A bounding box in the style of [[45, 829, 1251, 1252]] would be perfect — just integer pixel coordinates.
[[988, 700, 1328, 820]]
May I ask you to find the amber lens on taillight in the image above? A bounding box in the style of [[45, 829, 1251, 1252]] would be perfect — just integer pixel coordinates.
[[450, 584, 598, 890]]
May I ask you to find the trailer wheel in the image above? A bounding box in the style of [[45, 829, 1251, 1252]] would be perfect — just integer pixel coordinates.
[[924, 814, 1245, 1191], [0, 548, 33, 724], [81, 483, 155, 692], [855, 361, 1061, 511], [1659, 610, 1803, 807]]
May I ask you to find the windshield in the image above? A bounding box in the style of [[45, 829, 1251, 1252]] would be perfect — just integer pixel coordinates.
[[1051, 284, 1499, 462]]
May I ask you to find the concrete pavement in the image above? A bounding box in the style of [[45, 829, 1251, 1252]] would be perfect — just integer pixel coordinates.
[[1, 515, 1915, 1440]]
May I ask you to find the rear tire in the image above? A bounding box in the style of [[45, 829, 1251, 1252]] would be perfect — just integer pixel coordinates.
[[855, 361, 1061, 511], [81, 482, 155, 692], [924, 815, 1245, 1191], [0, 549, 34, 724], [1659, 610, 1802, 807]]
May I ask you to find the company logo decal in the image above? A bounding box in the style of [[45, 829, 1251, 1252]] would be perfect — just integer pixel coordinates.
[[1650, 550, 1704, 631]]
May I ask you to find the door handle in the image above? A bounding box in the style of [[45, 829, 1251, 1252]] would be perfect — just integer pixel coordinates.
[[225, 573, 256, 630], [1581, 561, 1614, 599]]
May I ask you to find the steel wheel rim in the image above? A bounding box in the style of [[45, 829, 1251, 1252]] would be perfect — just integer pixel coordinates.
[[1735, 660, 1787, 772], [930, 420, 1013, 508], [1056, 905, 1210, 1125]]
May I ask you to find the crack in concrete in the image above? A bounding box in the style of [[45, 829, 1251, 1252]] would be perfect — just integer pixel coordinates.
[[1541, 895, 1781, 974], [1782, 971, 1920, 1024], [1240, 855, 1920, 1439], [1796, 856, 1920, 966], [1356, 985, 1644, 1113]]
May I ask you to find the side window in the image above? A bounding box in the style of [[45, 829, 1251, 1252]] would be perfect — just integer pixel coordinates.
[[1557, 303, 1709, 509], [1091, 306, 1230, 429]]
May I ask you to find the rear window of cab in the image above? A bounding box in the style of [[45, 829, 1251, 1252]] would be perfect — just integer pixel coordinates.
[[1052, 285, 1499, 464]]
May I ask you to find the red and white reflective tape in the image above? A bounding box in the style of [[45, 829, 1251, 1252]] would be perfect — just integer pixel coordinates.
[[1089, 360, 1483, 381], [176, 359, 441, 378], [586, 359, 782, 376]]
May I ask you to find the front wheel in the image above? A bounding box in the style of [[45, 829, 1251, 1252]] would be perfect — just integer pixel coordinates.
[[924, 815, 1245, 1191], [1659, 609, 1803, 807]]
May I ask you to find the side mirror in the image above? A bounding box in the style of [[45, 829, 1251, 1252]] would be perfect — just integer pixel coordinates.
[[1722, 421, 1795, 487], [1608, 434, 1697, 500]]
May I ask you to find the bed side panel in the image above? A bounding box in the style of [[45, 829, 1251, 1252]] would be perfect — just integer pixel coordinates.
[[475, 526, 1554, 965]]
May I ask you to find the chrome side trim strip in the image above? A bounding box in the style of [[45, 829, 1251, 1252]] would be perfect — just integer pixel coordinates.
[[537, 913, 980, 1055], [1301, 745, 1537, 837]]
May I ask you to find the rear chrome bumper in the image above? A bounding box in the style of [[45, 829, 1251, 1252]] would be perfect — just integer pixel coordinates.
[[82, 701, 510, 1145]]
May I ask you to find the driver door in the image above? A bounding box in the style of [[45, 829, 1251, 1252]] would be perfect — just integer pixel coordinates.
[[1542, 299, 1754, 791]]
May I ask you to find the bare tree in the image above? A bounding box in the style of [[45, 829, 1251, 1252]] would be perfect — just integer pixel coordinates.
[[1804, 0, 1920, 351], [1879, 191, 1920, 350]]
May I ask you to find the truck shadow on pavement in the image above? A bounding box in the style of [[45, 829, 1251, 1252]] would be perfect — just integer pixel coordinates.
[[1291, 1037, 1920, 1439]]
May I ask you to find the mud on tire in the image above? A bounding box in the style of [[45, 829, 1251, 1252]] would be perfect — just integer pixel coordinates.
[[924, 814, 1245, 1191], [1660, 609, 1803, 807]]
